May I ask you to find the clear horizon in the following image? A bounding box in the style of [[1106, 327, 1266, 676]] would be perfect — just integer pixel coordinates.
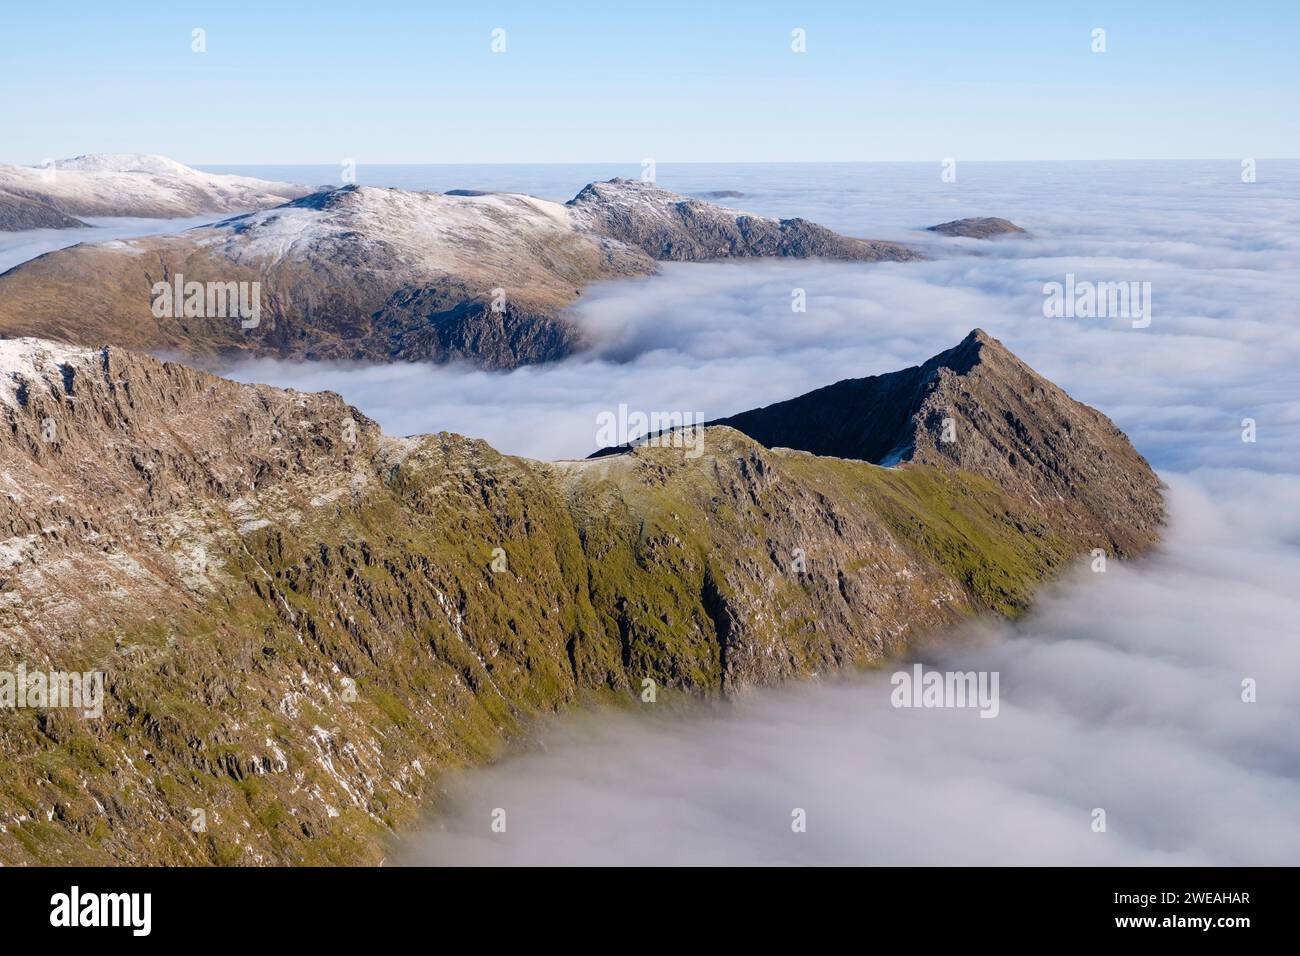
[[3, 0, 1295, 165], [190, 157, 1298, 165]]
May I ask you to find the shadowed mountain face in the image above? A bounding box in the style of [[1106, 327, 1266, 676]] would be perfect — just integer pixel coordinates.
[[599, 330, 1164, 556], [0, 331, 1158, 864], [710, 335, 984, 465], [0, 180, 918, 369], [0, 191, 89, 230]]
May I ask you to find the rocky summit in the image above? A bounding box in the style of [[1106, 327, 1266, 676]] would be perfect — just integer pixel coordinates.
[[707, 329, 1163, 556], [926, 217, 1027, 238], [593, 329, 1164, 556], [0, 179, 918, 369], [0, 331, 1161, 864]]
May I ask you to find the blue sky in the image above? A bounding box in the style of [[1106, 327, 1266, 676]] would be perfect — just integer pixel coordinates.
[[2, 0, 1296, 164]]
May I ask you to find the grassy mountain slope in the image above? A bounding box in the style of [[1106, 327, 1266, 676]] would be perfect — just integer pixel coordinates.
[[0, 336, 1157, 864]]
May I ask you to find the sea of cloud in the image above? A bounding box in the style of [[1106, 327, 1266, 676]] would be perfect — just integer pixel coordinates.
[[6, 160, 1296, 864], [385, 161, 1299, 865], [218, 161, 1300, 474]]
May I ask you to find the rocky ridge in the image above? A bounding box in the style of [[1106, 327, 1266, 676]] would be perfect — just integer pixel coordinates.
[[0, 331, 1161, 864], [0, 179, 919, 368], [705, 330, 1162, 556]]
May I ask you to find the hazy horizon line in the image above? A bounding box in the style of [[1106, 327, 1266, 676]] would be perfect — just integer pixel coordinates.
[[11, 155, 1294, 169], [187, 156, 1297, 168]]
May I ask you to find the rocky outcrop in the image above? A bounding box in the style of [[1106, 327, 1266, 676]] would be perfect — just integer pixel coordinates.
[[0, 154, 310, 230], [596, 330, 1164, 557], [707, 329, 1163, 555], [926, 217, 1026, 238], [0, 331, 1154, 864], [0, 180, 918, 368], [569, 179, 919, 263]]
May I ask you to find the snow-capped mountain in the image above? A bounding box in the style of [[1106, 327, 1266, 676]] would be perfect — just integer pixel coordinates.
[[0, 178, 919, 367], [0, 153, 311, 229]]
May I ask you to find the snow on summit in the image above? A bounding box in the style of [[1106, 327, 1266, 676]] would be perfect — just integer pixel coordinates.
[[53, 153, 197, 176], [206, 184, 596, 275], [0, 336, 99, 410], [0, 153, 311, 226], [0, 176, 916, 367]]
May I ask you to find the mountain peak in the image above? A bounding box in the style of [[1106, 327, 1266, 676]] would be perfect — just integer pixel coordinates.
[[0, 337, 101, 410], [52, 152, 195, 176], [567, 178, 921, 264], [927, 327, 998, 373], [705, 331, 1163, 555], [0, 153, 311, 230], [0, 178, 919, 365], [283, 182, 373, 210], [0, 331, 1156, 863]]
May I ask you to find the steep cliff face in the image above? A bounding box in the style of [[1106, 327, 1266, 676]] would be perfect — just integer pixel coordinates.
[[707, 330, 1164, 556], [0, 333, 1157, 865], [0, 180, 917, 368]]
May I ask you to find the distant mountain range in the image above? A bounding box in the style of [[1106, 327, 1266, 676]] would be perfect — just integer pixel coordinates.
[[0, 153, 310, 229], [0, 167, 919, 368], [0, 330, 1161, 864]]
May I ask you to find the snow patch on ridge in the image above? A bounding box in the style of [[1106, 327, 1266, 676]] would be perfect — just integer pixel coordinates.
[[0, 337, 98, 410], [54, 153, 197, 177], [0, 153, 308, 220], [202, 185, 584, 275]]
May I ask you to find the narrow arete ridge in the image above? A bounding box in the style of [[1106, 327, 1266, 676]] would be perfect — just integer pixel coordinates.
[[0, 329, 1162, 864]]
